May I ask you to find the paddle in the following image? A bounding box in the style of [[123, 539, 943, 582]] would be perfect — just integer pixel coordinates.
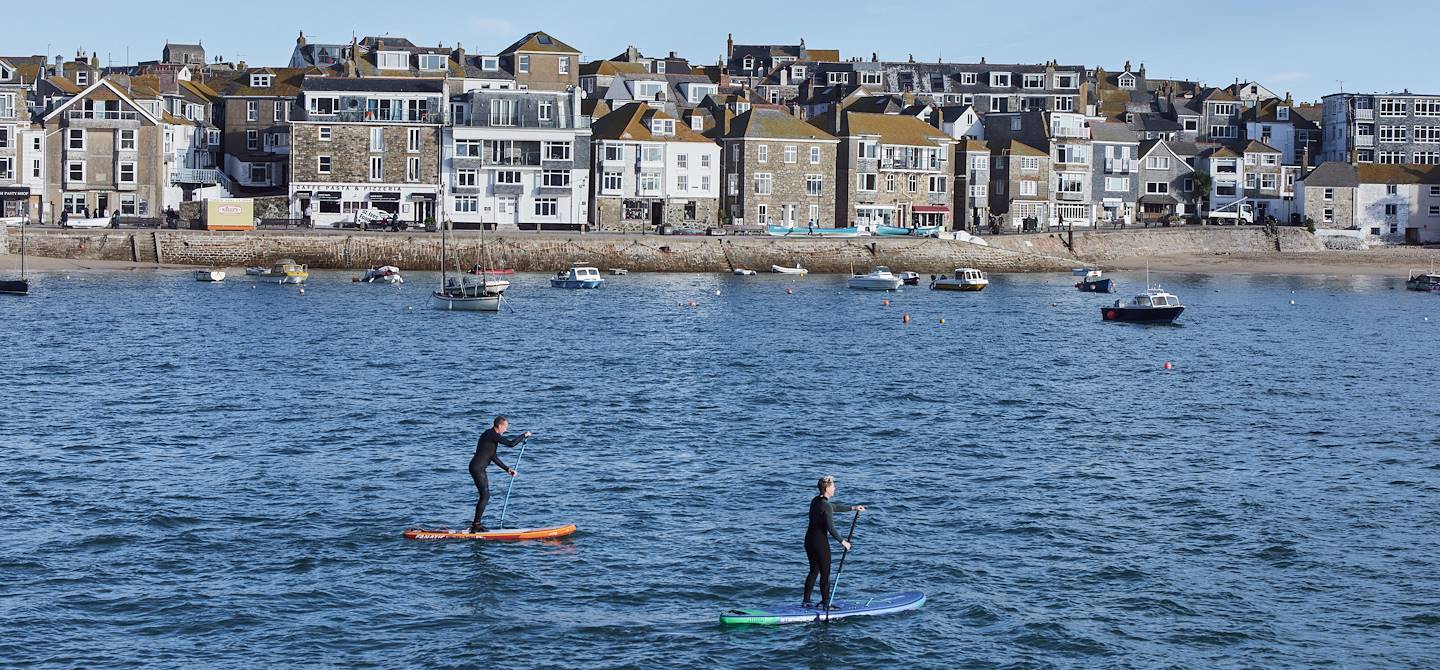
[[496, 434, 531, 529], [826, 509, 861, 622]]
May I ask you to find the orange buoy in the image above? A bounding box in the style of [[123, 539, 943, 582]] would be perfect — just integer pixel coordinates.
[[882, 298, 890, 306], [1164, 361, 1174, 370]]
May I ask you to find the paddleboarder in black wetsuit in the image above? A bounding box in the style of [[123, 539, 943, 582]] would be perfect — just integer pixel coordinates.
[[469, 415, 530, 532], [803, 475, 865, 610]]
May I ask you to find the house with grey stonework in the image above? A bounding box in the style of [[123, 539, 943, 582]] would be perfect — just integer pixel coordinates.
[[808, 108, 955, 229], [1089, 122, 1140, 225], [1295, 162, 1358, 230], [161, 43, 206, 67], [1136, 139, 1199, 223], [1238, 140, 1289, 220], [1243, 97, 1321, 167], [723, 35, 838, 90], [874, 59, 1089, 114], [983, 109, 1095, 226], [444, 87, 590, 230], [719, 108, 838, 227], [289, 76, 446, 227], [1321, 91, 1440, 165], [1189, 88, 1243, 145], [952, 138, 991, 230], [589, 102, 720, 230], [1353, 164, 1440, 242], [202, 66, 312, 192], [39, 78, 167, 221], [985, 139, 1050, 231]]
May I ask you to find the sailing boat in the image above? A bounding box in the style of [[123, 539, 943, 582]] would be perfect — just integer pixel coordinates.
[[430, 215, 501, 312], [1, 222, 29, 295]]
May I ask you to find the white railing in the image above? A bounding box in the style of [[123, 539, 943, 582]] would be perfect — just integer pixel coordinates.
[[69, 110, 138, 121]]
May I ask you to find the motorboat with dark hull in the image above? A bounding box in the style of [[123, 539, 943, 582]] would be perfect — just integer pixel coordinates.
[[1102, 287, 1184, 323]]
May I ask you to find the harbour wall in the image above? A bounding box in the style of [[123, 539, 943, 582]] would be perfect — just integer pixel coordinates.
[[4, 226, 1325, 274]]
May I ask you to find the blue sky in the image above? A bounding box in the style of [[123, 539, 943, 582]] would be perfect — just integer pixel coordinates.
[[10, 0, 1436, 102]]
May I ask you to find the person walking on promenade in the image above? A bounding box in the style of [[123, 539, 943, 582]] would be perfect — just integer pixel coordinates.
[[803, 475, 865, 610], [469, 415, 530, 532]]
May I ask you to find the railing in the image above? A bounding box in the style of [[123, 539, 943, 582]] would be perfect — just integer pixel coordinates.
[[308, 110, 440, 124], [1056, 190, 1086, 201], [880, 158, 944, 171], [172, 167, 221, 184], [69, 110, 139, 121], [1354, 108, 1374, 121], [485, 152, 542, 167]]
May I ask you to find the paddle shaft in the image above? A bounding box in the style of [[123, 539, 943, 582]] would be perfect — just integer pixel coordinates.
[[496, 436, 529, 529], [826, 510, 861, 621]]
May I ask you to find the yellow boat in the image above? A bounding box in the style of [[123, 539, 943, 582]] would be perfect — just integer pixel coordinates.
[[269, 259, 309, 285], [930, 268, 989, 291]]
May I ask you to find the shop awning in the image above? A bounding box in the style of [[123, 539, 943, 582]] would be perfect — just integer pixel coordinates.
[[314, 191, 342, 201], [409, 193, 436, 201], [1139, 194, 1178, 205], [368, 192, 402, 202], [0, 186, 30, 198], [912, 205, 950, 213]]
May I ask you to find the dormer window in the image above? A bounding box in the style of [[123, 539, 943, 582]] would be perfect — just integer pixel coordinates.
[[377, 51, 407, 69], [418, 54, 446, 71], [960, 72, 977, 85], [75, 71, 89, 86], [1277, 107, 1290, 121], [518, 55, 530, 73], [655, 61, 666, 74], [482, 57, 499, 71], [792, 66, 806, 79], [827, 72, 848, 85], [0, 64, 11, 81], [743, 56, 755, 70], [990, 72, 1011, 87], [650, 118, 675, 136], [251, 73, 273, 88], [635, 81, 666, 101], [1118, 74, 1136, 89]]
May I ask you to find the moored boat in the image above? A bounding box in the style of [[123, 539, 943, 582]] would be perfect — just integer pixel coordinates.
[[467, 264, 515, 276], [770, 264, 808, 275], [608, 268, 629, 275], [551, 265, 604, 289], [1, 221, 29, 295], [931, 268, 989, 291], [876, 224, 942, 237], [1406, 270, 1440, 292], [194, 269, 226, 282], [898, 271, 921, 286], [244, 266, 273, 276], [1075, 269, 1114, 293], [733, 268, 757, 276], [767, 225, 860, 237], [269, 259, 308, 284], [361, 265, 404, 284], [1102, 287, 1185, 323], [847, 266, 903, 290], [431, 275, 502, 311]]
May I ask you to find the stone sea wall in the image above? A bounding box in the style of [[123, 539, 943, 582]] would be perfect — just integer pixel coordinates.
[[6, 226, 1326, 274]]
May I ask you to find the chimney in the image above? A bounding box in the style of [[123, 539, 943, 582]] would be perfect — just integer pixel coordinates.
[[726, 33, 734, 60], [1302, 144, 1311, 172], [90, 52, 99, 67], [800, 38, 806, 50], [1283, 91, 1293, 106], [1138, 62, 1146, 78], [907, 53, 915, 64], [238, 60, 247, 70], [1123, 59, 1131, 72], [871, 52, 877, 63], [979, 56, 986, 64], [297, 31, 307, 48]]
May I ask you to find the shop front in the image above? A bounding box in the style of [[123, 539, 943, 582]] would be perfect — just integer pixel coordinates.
[[292, 183, 439, 228], [0, 186, 30, 221]]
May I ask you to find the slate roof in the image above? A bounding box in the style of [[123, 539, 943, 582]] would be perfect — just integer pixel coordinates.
[[722, 108, 835, 141], [1300, 162, 1359, 187], [583, 61, 648, 77], [987, 139, 1047, 157], [501, 31, 580, 55], [203, 67, 315, 97], [590, 102, 712, 143], [1089, 122, 1139, 143], [808, 110, 950, 147], [1356, 163, 1440, 185], [1240, 139, 1282, 154]]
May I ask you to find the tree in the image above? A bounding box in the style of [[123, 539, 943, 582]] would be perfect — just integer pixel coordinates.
[[1189, 170, 1213, 217]]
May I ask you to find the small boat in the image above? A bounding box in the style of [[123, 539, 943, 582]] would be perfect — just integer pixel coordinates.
[[431, 275, 502, 311], [898, 271, 920, 286], [1072, 267, 1095, 276], [467, 264, 515, 276], [876, 224, 942, 237], [361, 265, 404, 284], [847, 266, 903, 290], [244, 266, 273, 276], [931, 268, 989, 291], [550, 265, 604, 289], [1, 222, 29, 295], [1075, 269, 1114, 293], [1406, 270, 1440, 292], [733, 268, 757, 276], [767, 225, 860, 237], [269, 259, 309, 285], [608, 268, 629, 275], [194, 269, 226, 282], [1102, 287, 1185, 323], [770, 264, 808, 275]]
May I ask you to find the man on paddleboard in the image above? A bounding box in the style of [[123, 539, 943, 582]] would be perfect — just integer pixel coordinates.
[[804, 476, 865, 610], [470, 416, 530, 532]]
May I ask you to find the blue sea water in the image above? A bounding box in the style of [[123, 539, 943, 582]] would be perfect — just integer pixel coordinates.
[[1, 268, 1438, 668]]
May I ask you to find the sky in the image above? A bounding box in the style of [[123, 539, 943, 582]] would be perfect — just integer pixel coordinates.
[[10, 0, 1437, 102]]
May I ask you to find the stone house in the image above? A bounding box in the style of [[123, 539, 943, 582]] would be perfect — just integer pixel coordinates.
[[203, 67, 312, 191], [1189, 87, 1243, 145], [0, 57, 36, 220], [289, 76, 445, 227], [1239, 140, 1288, 220], [1354, 164, 1440, 242], [718, 108, 838, 227], [953, 138, 991, 231], [39, 78, 166, 220], [808, 108, 955, 229], [723, 35, 838, 90], [589, 102, 720, 231], [1136, 139, 1199, 223], [1089, 122, 1140, 225], [500, 32, 580, 92], [445, 87, 591, 230], [1296, 162, 1358, 230], [986, 139, 1050, 231]]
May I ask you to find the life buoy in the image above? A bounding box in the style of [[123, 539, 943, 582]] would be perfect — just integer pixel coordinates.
[[1105, 309, 1117, 320]]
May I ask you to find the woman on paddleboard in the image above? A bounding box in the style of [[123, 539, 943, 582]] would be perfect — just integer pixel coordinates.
[[470, 416, 530, 532], [804, 475, 864, 610]]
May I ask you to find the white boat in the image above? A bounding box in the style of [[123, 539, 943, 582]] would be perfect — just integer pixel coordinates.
[[244, 266, 273, 276], [431, 275, 502, 311], [733, 268, 757, 276], [847, 266, 903, 290], [551, 265, 604, 289], [608, 268, 629, 275], [361, 265, 404, 284], [194, 269, 226, 282], [930, 268, 989, 291], [770, 264, 808, 275], [898, 271, 921, 286]]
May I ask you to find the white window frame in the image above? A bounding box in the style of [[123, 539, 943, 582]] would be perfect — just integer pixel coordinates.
[[369, 156, 383, 182], [990, 72, 1011, 87], [117, 160, 136, 184], [754, 172, 773, 195], [784, 145, 797, 164], [558, 57, 570, 75], [518, 55, 530, 73], [118, 129, 137, 151], [317, 155, 332, 174], [407, 128, 421, 153], [857, 173, 877, 192], [406, 156, 420, 183], [539, 101, 553, 123], [757, 144, 768, 163], [534, 198, 558, 217], [67, 128, 86, 150], [369, 127, 384, 152], [805, 174, 824, 196], [66, 160, 85, 183]]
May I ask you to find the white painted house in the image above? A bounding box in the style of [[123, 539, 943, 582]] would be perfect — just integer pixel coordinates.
[[589, 102, 721, 230]]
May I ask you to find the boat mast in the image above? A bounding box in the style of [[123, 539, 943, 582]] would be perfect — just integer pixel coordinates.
[[18, 220, 25, 281]]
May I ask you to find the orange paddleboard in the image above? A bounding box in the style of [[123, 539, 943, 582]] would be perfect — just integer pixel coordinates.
[[403, 524, 577, 541]]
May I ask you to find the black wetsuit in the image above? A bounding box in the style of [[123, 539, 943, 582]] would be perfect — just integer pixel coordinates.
[[803, 495, 857, 606], [470, 428, 522, 527]]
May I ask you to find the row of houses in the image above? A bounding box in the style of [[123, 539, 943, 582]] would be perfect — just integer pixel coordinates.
[[2, 32, 1438, 242]]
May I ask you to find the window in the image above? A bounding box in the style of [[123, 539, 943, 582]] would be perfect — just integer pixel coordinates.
[[960, 72, 976, 85], [649, 119, 675, 136], [1262, 154, 1279, 166], [495, 171, 522, 185], [827, 71, 849, 85], [1053, 96, 1075, 112], [1183, 177, 1194, 192], [1245, 173, 1257, 189], [756, 203, 769, 222], [990, 72, 1011, 87], [273, 101, 286, 121], [1430, 206, 1440, 216], [1415, 126, 1440, 143], [676, 174, 688, 190], [454, 195, 478, 213], [482, 57, 499, 71], [369, 127, 384, 151], [1105, 177, 1129, 191], [455, 139, 482, 157], [858, 140, 878, 159], [604, 145, 623, 161], [65, 160, 85, 183], [451, 169, 475, 187], [246, 130, 258, 150], [534, 198, 558, 217], [1386, 184, 1398, 195], [118, 162, 138, 184], [408, 128, 421, 153], [784, 145, 797, 164], [406, 157, 420, 182], [639, 172, 660, 193], [314, 155, 332, 174], [641, 146, 662, 163], [1055, 144, 1088, 165], [246, 100, 258, 121], [1245, 153, 1257, 166], [1146, 181, 1169, 194], [1378, 99, 1407, 117], [1147, 156, 1171, 170], [1414, 100, 1440, 117], [1182, 118, 1199, 132], [1216, 183, 1237, 197], [861, 71, 882, 86], [490, 99, 516, 126], [1020, 156, 1040, 171], [1431, 186, 1440, 197], [543, 170, 570, 187], [676, 154, 688, 169], [602, 171, 622, 192], [1323, 208, 1334, 223], [857, 173, 877, 191], [1379, 150, 1407, 164], [518, 55, 530, 73], [317, 126, 332, 142], [418, 54, 446, 71], [1210, 125, 1237, 139], [701, 154, 711, 169], [249, 163, 268, 184], [0, 157, 10, 180], [1055, 73, 1077, 89], [539, 101, 553, 123], [558, 57, 570, 75], [701, 175, 711, 191], [67, 128, 85, 150], [808, 204, 820, 224], [757, 144, 768, 163], [1385, 204, 1399, 217], [369, 156, 383, 181], [754, 173, 773, 194], [544, 141, 572, 161], [929, 175, 947, 193], [1019, 181, 1037, 196], [805, 174, 824, 196], [1323, 188, 1334, 201], [1378, 126, 1408, 143], [1210, 102, 1238, 116], [1261, 174, 1276, 190], [1118, 74, 1137, 89], [74, 71, 88, 86], [1022, 74, 1044, 89], [115, 128, 136, 151], [809, 146, 822, 164]]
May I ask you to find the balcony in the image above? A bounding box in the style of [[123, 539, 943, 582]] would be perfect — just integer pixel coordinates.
[[1056, 190, 1085, 201], [172, 167, 221, 184], [67, 109, 141, 128], [307, 109, 441, 124], [1355, 135, 1374, 147], [486, 152, 542, 167], [1354, 108, 1374, 121], [881, 158, 944, 171]]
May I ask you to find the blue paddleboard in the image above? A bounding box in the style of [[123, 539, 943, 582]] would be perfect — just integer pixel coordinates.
[[719, 590, 925, 625]]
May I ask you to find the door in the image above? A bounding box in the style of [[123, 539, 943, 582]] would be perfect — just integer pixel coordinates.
[[496, 196, 517, 227], [96, 193, 110, 218], [650, 201, 663, 228], [413, 200, 433, 225]]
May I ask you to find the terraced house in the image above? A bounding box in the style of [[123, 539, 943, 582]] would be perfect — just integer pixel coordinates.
[[719, 108, 838, 227], [203, 66, 312, 192], [289, 76, 445, 227], [589, 102, 720, 231], [1321, 91, 1440, 165], [810, 107, 955, 229], [0, 56, 37, 220], [39, 78, 166, 220]]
